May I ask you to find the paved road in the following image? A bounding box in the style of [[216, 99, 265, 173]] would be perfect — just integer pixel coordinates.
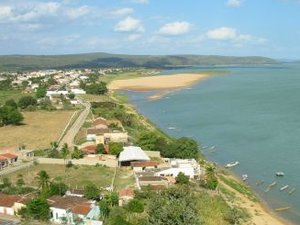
[[58, 101, 91, 149]]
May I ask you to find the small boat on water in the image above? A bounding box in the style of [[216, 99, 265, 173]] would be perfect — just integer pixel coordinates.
[[289, 188, 296, 195], [242, 174, 248, 182], [265, 187, 271, 193], [225, 161, 239, 168], [274, 206, 292, 211], [280, 185, 289, 191], [269, 181, 277, 187], [167, 127, 176, 130], [210, 146, 216, 151], [276, 171, 285, 177], [256, 180, 265, 186]]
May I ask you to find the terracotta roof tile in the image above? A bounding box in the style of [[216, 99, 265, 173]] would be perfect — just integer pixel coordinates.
[[131, 161, 158, 167], [0, 194, 22, 207], [119, 188, 135, 198], [48, 196, 87, 210], [72, 203, 92, 215], [0, 153, 18, 159]]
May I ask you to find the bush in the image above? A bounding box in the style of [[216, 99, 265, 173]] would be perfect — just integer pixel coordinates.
[[127, 198, 144, 213], [18, 96, 37, 109], [175, 172, 190, 185], [109, 142, 123, 156], [0, 106, 24, 126]]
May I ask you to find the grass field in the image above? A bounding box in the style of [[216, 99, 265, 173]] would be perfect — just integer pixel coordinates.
[[3, 164, 115, 190], [0, 90, 34, 105], [114, 167, 135, 191], [0, 110, 74, 150]]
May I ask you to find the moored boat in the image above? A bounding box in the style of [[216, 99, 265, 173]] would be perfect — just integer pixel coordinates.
[[242, 174, 248, 182], [276, 171, 284, 177], [269, 181, 277, 187], [289, 188, 296, 195], [274, 206, 292, 211], [256, 180, 265, 186], [280, 185, 289, 191], [225, 161, 239, 168]]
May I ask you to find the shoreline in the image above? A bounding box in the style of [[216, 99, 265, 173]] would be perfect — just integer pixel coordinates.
[[108, 74, 294, 225]]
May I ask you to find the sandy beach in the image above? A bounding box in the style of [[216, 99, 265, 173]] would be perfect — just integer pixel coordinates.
[[108, 73, 210, 91], [220, 174, 294, 225]]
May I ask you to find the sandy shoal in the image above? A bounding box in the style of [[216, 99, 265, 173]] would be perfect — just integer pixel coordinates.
[[108, 73, 210, 91]]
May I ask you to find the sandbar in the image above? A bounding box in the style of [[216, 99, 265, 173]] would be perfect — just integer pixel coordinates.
[[108, 73, 210, 92]]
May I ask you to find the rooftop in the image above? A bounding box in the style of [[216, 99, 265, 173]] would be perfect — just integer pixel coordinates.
[[119, 146, 150, 162]]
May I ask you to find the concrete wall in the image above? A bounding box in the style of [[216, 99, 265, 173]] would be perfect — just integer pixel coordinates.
[[36, 158, 117, 168]]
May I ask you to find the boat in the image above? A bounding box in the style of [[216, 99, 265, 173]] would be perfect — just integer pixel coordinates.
[[276, 171, 285, 177], [256, 180, 265, 186], [269, 181, 277, 187], [167, 127, 176, 130], [274, 206, 292, 211], [242, 174, 248, 182], [209, 146, 216, 151], [265, 187, 271, 193], [289, 188, 296, 195], [225, 161, 239, 168], [280, 185, 289, 191]]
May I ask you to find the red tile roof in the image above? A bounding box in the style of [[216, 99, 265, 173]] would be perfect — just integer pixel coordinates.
[[48, 196, 87, 210], [131, 161, 158, 167], [0, 153, 18, 159], [0, 156, 9, 162], [93, 118, 108, 127], [87, 128, 110, 135], [81, 145, 97, 154], [119, 188, 135, 198], [72, 203, 92, 215], [0, 194, 22, 207], [17, 194, 35, 204]]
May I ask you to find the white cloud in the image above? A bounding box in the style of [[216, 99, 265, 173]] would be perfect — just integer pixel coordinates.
[[107, 8, 134, 18], [114, 17, 144, 33], [128, 34, 142, 41], [206, 27, 238, 40], [66, 6, 94, 19], [129, 0, 149, 5], [227, 0, 242, 7], [206, 27, 267, 45], [158, 21, 192, 35]]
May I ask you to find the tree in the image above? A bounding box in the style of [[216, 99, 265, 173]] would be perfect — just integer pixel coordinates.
[[61, 143, 70, 165], [16, 174, 25, 188], [1, 177, 12, 188], [109, 142, 123, 156], [5, 99, 18, 109], [162, 137, 199, 159], [175, 172, 190, 185], [71, 146, 84, 159], [127, 198, 144, 213], [39, 98, 53, 111], [136, 132, 159, 151], [48, 182, 68, 196], [21, 198, 50, 221], [96, 143, 106, 154], [36, 87, 47, 98], [67, 93, 75, 99], [35, 170, 50, 193], [18, 96, 37, 109], [0, 106, 23, 126], [85, 82, 108, 95], [99, 200, 110, 219], [147, 186, 201, 225], [84, 183, 99, 200]]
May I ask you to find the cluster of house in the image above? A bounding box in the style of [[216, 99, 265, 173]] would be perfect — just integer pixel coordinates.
[[81, 117, 128, 154], [0, 191, 102, 225], [117, 146, 202, 190], [0, 149, 34, 170]]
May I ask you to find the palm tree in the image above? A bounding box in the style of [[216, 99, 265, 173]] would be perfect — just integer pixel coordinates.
[[50, 141, 58, 151], [61, 143, 70, 166], [36, 170, 50, 192]]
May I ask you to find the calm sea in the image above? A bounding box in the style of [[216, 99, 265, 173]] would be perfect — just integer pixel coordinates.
[[125, 63, 300, 224]]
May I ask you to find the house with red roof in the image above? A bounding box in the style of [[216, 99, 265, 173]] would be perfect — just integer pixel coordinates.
[[119, 188, 135, 206]]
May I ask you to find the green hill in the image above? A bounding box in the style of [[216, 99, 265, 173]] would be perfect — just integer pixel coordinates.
[[0, 52, 278, 71]]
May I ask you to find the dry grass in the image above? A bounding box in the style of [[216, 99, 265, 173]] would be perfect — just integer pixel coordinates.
[[114, 167, 136, 191], [3, 164, 115, 190], [0, 110, 74, 150]]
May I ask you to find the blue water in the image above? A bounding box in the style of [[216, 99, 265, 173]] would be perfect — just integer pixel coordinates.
[[126, 63, 300, 224]]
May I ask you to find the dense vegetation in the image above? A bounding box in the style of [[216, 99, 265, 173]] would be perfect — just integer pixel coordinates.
[[0, 53, 277, 71]]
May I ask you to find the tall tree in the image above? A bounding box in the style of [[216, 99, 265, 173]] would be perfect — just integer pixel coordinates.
[[61, 143, 70, 165], [35, 170, 50, 192]]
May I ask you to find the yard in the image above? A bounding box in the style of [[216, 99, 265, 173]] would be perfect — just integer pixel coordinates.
[[3, 164, 115, 190], [0, 90, 34, 105], [0, 110, 74, 150], [113, 167, 136, 191]]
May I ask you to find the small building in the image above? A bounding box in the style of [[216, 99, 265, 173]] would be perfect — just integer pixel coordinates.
[[131, 161, 158, 172], [155, 167, 195, 179], [0, 153, 18, 164], [0, 156, 9, 170], [137, 176, 169, 190], [119, 188, 134, 206], [48, 195, 100, 224], [65, 189, 85, 198], [118, 146, 150, 167], [93, 118, 108, 129], [81, 145, 97, 155], [0, 194, 21, 215]]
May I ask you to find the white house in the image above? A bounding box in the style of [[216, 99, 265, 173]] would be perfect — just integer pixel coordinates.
[[155, 167, 196, 179], [70, 89, 86, 95], [0, 194, 21, 215], [46, 90, 69, 97]]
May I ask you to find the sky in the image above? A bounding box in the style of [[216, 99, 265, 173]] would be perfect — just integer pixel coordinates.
[[0, 0, 300, 58]]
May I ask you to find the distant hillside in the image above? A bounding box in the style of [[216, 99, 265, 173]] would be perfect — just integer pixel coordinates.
[[0, 52, 278, 71]]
